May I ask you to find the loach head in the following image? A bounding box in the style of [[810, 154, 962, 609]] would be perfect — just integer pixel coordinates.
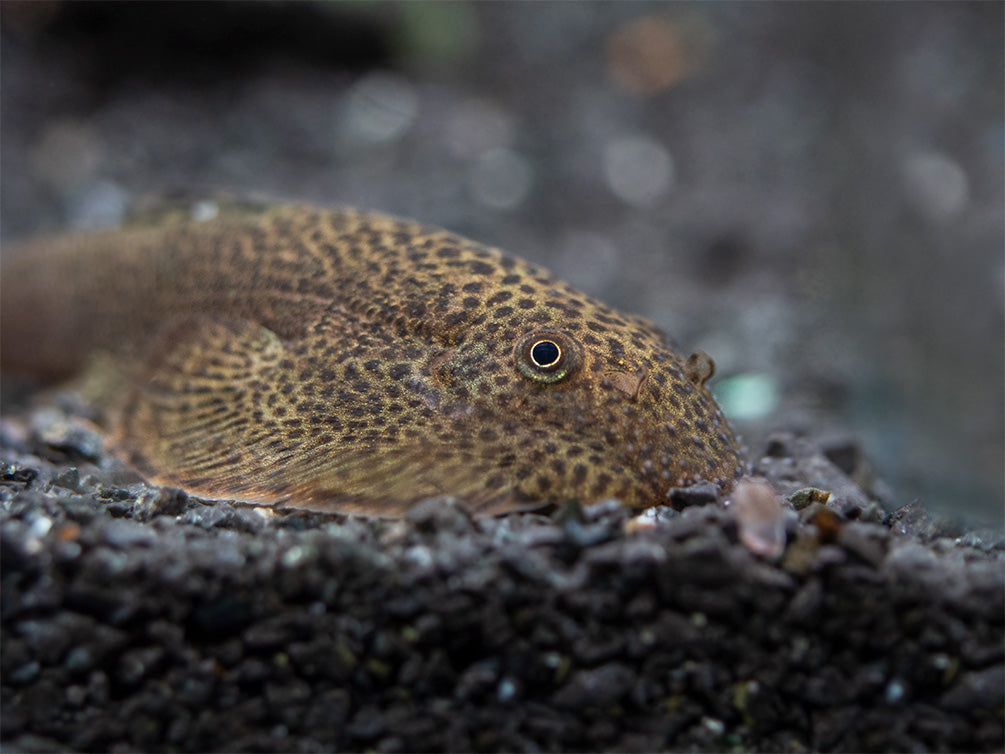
[[318, 209, 748, 515]]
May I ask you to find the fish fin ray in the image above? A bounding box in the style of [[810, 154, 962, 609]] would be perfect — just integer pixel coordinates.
[[273, 440, 548, 516], [114, 315, 291, 496], [115, 315, 548, 516]]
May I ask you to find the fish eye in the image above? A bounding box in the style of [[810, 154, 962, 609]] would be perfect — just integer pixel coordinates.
[[514, 329, 581, 383], [530, 339, 561, 368]]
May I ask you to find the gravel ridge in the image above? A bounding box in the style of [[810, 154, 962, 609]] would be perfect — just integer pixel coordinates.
[[2, 408, 1002, 752]]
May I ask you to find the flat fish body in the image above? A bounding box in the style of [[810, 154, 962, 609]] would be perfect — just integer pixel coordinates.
[[0, 204, 745, 515]]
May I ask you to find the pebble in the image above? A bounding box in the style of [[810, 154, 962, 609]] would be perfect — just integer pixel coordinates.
[[553, 662, 636, 708], [103, 518, 157, 548], [666, 480, 720, 510]]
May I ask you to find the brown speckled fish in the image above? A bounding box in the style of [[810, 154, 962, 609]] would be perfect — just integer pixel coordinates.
[[0, 203, 745, 515]]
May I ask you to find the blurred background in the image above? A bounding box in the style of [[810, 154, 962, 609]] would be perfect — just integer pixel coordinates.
[[1, 1, 1001, 525]]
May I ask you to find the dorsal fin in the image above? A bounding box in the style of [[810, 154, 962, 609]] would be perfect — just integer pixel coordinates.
[[123, 192, 283, 229]]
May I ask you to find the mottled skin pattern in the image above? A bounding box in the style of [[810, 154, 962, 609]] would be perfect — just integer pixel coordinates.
[[1, 204, 745, 515]]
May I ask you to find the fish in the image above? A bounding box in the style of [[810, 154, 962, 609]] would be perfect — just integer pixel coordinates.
[[0, 202, 746, 515]]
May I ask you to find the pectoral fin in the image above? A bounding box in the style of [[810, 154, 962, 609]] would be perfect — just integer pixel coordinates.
[[111, 314, 546, 516], [113, 315, 293, 501], [273, 442, 549, 517]]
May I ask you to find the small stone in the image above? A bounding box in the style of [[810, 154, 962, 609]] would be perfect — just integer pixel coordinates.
[[496, 677, 518, 702], [838, 522, 888, 567], [733, 478, 786, 558], [8, 661, 40, 685], [50, 467, 82, 493], [889, 501, 955, 540], [456, 658, 499, 697], [561, 518, 612, 550], [404, 496, 473, 534], [134, 486, 189, 519], [812, 506, 844, 543], [821, 440, 862, 477], [65, 685, 87, 707], [581, 498, 627, 522], [762, 434, 791, 458], [787, 578, 823, 622], [941, 666, 1004, 712], [2, 464, 38, 489], [181, 502, 237, 529], [884, 679, 906, 704], [117, 646, 165, 686], [553, 662, 636, 708], [65, 647, 96, 673], [666, 480, 720, 511], [347, 705, 386, 741], [103, 518, 157, 548]]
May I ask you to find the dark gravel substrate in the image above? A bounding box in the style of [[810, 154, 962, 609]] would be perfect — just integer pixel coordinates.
[[2, 405, 1002, 753]]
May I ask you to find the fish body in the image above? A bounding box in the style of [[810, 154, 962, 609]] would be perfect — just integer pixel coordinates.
[[1, 204, 745, 515]]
